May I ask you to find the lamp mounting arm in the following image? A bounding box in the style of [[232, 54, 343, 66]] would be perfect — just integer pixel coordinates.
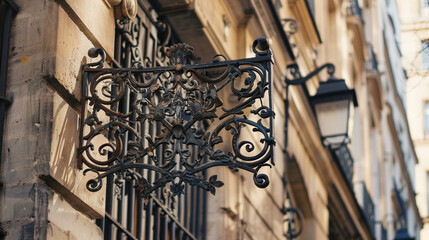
[[284, 63, 335, 85], [282, 62, 337, 153]]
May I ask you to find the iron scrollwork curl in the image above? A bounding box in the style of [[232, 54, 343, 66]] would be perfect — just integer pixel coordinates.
[[282, 207, 304, 239], [79, 38, 275, 198]]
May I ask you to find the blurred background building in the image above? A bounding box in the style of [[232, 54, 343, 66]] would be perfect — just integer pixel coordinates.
[[0, 0, 422, 239], [398, 0, 429, 239]]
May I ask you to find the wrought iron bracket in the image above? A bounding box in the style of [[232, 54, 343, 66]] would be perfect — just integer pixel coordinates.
[[283, 63, 336, 149], [284, 63, 335, 85], [280, 63, 338, 239], [78, 38, 275, 198]]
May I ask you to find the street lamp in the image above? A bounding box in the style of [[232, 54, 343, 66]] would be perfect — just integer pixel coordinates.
[[310, 77, 358, 147], [282, 63, 357, 239], [284, 63, 358, 149]]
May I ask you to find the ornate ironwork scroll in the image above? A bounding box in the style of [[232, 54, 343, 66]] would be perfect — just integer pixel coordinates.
[[281, 18, 299, 37], [283, 207, 303, 239], [281, 18, 299, 57], [78, 38, 275, 198]]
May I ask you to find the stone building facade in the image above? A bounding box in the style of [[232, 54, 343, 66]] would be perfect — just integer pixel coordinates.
[[0, 0, 421, 239], [398, 0, 429, 239]]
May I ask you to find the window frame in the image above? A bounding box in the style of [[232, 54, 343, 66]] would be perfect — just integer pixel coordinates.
[[95, 3, 207, 240]]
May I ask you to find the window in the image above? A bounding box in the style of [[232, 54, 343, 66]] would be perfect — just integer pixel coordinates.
[[424, 0, 429, 8], [95, 3, 207, 239], [422, 40, 429, 70], [424, 101, 429, 138]]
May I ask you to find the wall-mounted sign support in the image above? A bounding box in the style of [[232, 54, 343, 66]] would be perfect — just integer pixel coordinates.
[[78, 38, 275, 198]]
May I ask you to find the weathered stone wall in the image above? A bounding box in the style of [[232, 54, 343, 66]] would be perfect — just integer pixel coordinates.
[[0, 0, 114, 238], [1, 0, 58, 238]]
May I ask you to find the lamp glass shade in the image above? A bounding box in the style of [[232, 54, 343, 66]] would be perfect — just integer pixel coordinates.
[[314, 98, 350, 146], [309, 78, 358, 147]]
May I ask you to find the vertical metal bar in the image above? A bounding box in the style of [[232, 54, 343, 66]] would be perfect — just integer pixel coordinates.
[[144, 122, 155, 240], [143, 18, 154, 240], [267, 54, 274, 165], [134, 19, 146, 240], [135, 71, 145, 240], [136, 193, 143, 239], [201, 155, 208, 240], [189, 174, 195, 234], [116, 38, 132, 239], [160, 211, 167, 240], [153, 203, 160, 240], [184, 182, 189, 229], [126, 181, 135, 239], [144, 198, 153, 240], [155, 113, 161, 198], [104, 175, 114, 239], [115, 182, 124, 239], [133, 19, 146, 240], [194, 185, 200, 239], [191, 145, 198, 237], [126, 77, 137, 239], [170, 221, 176, 240], [177, 194, 182, 226], [176, 229, 183, 240]]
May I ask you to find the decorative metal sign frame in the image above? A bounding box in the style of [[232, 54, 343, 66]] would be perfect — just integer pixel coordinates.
[[78, 38, 275, 198]]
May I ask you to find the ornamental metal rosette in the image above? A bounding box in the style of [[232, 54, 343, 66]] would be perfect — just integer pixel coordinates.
[[78, 39, 275, 198]]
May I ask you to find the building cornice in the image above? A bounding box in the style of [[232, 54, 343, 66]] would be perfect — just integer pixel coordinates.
[[400, 20, 429, 31]]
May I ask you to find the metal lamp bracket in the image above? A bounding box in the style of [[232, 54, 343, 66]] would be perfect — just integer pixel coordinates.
[[283, 62, 336, 149], [78, 39, 276, 198]]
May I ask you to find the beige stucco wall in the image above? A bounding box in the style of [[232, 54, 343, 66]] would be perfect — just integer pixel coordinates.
[[399, 0, 429, 238]]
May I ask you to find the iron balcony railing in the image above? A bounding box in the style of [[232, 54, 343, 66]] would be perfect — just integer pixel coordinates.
[[331, 145, 354, 192], [362, 183, 375, 235], [366, 43, 378, 72], [346, 0, 363, 23], [332, 145, 377, 236], [394, 181, 408, 227]]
